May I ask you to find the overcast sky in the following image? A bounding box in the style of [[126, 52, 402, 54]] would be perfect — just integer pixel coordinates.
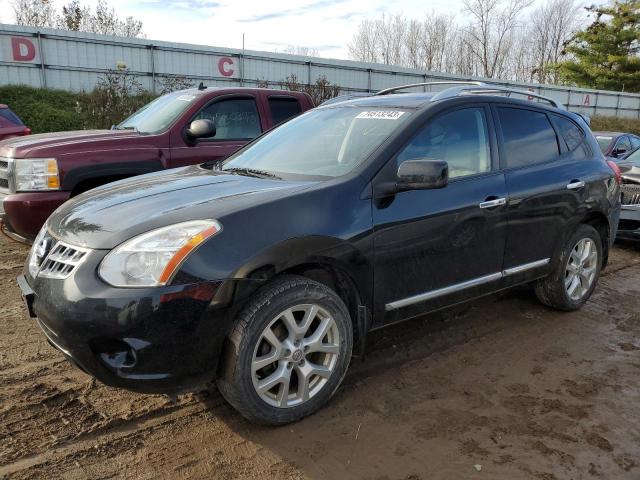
[[0, 0, 477, 59]]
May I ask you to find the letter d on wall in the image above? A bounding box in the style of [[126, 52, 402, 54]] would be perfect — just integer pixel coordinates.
[[11, 37, 36, 62]]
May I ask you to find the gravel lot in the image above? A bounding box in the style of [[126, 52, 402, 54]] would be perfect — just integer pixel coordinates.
[[1, 235, 639, 479]]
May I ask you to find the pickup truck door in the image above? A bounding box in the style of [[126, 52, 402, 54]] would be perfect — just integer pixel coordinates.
[[169, 94, 266, 168]]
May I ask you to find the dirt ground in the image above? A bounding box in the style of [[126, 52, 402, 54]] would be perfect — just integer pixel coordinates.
[[1, 235, 639, 480]]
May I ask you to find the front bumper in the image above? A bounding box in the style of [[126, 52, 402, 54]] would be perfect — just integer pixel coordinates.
[[19, 249, 246, 394], [2, 191, 71, 242], [616, 205, 640, 241]]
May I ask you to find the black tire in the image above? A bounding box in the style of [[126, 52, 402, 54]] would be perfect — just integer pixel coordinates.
[[217, 275, 353, 425], [534, 224, 603, 311]]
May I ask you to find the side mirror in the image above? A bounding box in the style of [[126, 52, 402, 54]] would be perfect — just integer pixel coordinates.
[[397, 159, 449, 191], [185, 119, 215, 141]]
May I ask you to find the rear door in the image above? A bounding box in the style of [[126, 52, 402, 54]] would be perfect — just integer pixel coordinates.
[[373, 105, 508, 323], [267, 95, 303, 128], [494, 105, 595, 279], [169, 95, 264, 168]]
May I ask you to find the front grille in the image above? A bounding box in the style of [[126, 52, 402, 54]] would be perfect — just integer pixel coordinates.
[[0, 157, 10, 193], [621, 183, 640, 206], [37, 240, 90, 280]]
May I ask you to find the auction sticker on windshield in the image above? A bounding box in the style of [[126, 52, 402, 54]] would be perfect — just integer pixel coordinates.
[[356, 111, 405, 120]]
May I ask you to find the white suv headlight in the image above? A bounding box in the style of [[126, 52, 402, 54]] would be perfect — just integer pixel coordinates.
[[99, 220, 221, 287], [14, 158, 60, 191]]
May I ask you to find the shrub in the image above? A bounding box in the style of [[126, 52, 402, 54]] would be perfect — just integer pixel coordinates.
[[0, 85, 86, 133], [590, 115, 640, 136]]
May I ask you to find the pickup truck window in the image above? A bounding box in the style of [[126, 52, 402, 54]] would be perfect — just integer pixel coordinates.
[[0, 108, 23, 126], [269, 97, 302, 126], [194, 98, 261, 140], [117, 91, 198, 134], [220, 107, 410, 179]]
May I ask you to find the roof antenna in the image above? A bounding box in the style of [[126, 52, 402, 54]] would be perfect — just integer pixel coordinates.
[[198, 82, 207, 90]]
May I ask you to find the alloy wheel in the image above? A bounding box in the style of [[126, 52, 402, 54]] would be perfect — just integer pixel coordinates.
[[251, 304, 340, 408], [565, 238, 598, 301]]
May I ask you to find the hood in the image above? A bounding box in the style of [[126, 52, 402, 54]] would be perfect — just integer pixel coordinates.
[[0, 129, 140, 158], [48, 165, 314, 249]]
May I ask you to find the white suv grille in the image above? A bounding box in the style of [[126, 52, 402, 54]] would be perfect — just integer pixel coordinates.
[[37, 239, 90, 279]]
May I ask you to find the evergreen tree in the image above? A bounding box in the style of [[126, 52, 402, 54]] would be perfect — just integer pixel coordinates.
[[558, 0, 640, 92]]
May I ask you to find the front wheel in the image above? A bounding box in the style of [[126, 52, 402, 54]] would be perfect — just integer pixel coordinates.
[[534, 224, 602, 311], [217, 275, 353, 425]]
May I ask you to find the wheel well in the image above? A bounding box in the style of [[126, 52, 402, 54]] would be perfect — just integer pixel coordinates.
[[70, 175, 130, 197], [281, 262, 366, 348], [582, 212, 610, 268]]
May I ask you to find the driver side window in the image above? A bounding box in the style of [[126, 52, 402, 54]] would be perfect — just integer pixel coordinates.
[[397, 107, 491, 179], [193, 98, 261, 141]]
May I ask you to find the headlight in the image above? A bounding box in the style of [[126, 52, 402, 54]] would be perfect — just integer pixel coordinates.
[[99, 220, 221, 287], [28, 224, 49, 278], [14, 158, 60, 191]]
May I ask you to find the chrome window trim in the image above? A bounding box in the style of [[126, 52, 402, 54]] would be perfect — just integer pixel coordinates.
[[385, 258, 550, 311]]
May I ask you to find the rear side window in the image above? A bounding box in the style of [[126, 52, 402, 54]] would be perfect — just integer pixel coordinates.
[[269, 97, 302, 126], [498, 107, 559, 168], [0, 108, 23, 126], [194, 98, 261, 140], [631, 136, 640, 149], [397, 107, 491, 179], [551, 116, 584, 151]]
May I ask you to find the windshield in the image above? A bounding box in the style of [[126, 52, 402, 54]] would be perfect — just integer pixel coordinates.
[[624, 148, 640, 164], [219, 107, 411, 179], [595, 136, 613, 153], [116, 91, 199, 134]]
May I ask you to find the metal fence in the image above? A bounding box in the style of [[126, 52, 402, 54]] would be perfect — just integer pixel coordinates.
[[2, 23, 640, 118]]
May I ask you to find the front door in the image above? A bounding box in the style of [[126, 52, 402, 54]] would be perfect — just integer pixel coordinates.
[[373, 105, 508, 324], [169, 95, 264, 168]]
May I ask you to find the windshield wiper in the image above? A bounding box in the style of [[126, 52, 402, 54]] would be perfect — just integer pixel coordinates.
[[222, 167, 281, 179], [112, 125, 139, 132]]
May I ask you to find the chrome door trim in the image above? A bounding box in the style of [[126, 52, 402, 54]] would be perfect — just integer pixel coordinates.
[[502, 258, 550, 276], [385, 272, 502, 311], [385, 258, 550, 311]]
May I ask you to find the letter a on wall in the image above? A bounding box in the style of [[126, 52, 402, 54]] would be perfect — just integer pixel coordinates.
[[11, 37, 36, 62], [583, 94, 591, 106]]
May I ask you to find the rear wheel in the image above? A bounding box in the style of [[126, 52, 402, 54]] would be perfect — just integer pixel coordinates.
[[534, 224, 602, 311], [217, 275, 353, 425]]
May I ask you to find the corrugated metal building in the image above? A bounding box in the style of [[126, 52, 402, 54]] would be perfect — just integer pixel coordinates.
[[1, 23, 639, 118]]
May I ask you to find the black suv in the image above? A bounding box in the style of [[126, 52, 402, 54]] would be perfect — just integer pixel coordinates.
[[19, 82, 621, 425]]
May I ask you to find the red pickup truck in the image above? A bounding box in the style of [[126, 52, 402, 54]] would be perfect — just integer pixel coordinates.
[[0, 87, 313, 242]]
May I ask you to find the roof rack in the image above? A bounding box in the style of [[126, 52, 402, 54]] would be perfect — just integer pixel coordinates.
[[375, 81, 484, 96], [431, 84, 564, 109]]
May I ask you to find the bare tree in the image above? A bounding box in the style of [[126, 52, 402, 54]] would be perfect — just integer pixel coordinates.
[[12, 0, 56, 27], [528, 0, 583, 83], [347, 18, 380, 63], [463, 0, 534, 78], [283, 45, 319, 57]]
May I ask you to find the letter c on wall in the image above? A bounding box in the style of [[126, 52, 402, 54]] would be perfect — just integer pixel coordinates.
[[11, 37, 36, 62], [218, 57, 234, 77]]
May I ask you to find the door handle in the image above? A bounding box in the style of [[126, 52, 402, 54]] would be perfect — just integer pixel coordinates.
[[566, 181, 585, 190], [479, 197, 507, 209]]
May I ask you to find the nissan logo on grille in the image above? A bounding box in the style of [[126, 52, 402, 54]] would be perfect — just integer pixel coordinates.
[[34, 236, 52, 266]]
